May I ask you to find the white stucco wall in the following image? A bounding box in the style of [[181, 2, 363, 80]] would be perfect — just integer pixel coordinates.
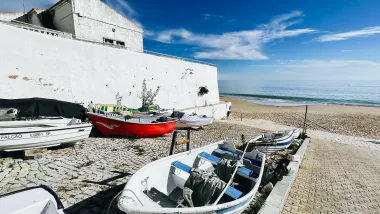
[[0, 23, 219, 110], [0, 12, 24, 21], [72, 0, 143, 52], [52, 1, 76, 34]]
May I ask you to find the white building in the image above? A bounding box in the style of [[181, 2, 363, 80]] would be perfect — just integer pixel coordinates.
[[0, 0, 143, 52], [0, 0, 230, 119]]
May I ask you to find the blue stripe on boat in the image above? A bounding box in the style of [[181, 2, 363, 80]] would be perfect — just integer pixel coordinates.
[[199, 151, 221, 164], [198, 152, 259, 179], [172, 161, 191, 173], [171, 161, 243, 200], [214, 149, 262, 167], [238, 167, 259, 179], [224, 186, 244, 200]]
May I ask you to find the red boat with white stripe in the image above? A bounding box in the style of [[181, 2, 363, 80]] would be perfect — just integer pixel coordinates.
[[87, 112, 177, 138]]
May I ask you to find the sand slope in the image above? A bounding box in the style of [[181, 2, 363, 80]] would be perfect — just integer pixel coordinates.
[[221, 96, 380, 140]]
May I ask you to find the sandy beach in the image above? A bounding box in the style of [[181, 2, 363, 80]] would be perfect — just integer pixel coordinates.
[[221, 96, 380, 140]]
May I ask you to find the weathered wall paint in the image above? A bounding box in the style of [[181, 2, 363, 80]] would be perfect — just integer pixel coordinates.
[[0, 23, 219, 110]]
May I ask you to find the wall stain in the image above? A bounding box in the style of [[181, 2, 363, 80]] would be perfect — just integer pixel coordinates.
[[22, 77, 31, 81], [8, 75, 18, 79], [39, 78, 43, 82], [43, 83, 54, 87]]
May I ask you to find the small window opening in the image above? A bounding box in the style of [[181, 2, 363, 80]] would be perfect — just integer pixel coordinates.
[[116, 41, 125, 46], [104, 38, 114, 44]]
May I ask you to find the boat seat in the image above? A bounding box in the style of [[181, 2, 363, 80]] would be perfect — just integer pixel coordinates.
[[214, 149, 262, 167], [171, 161, 243, 200], [172, 161, 192, 173], [198, 152, 259, 181]]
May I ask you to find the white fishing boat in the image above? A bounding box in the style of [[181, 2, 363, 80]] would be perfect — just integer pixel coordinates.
[[0, 118, 92, 152], [118, 140, 265, 214], [293, 129, 300, 139], [0, 185, 64, 214], [171, 111, 214, 129], [248, 129, 295, 154]]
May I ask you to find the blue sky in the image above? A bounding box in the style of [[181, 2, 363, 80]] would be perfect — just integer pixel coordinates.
[[2, 0, 380, 80]]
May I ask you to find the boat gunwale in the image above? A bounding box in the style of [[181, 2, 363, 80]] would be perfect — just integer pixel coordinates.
[[0, 123, 93, 135], [86, 112, 178, 125], [118, 140, 266, 213], [250, 129, 295, 143], [253, 135, 294, 146]]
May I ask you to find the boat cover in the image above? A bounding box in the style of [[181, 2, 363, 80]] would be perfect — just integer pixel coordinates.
[[171, 111, 213, 127], [181, 159, 237, 207], [170, 111, 185, 119], [0, 98, 87, 121]]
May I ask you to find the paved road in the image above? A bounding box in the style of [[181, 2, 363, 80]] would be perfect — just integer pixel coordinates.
[[283, 139, 380, 214], [0, 122, 263, 214]]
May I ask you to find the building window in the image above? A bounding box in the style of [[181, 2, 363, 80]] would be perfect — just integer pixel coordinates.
[[104, 38, 114, 44], [116, 41, 125, 46]]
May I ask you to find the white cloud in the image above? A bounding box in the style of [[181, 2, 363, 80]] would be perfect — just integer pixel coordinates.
[[147, 11, 316, 60], [315, 27, 380, 42], [202, 14, 224, 20], [252, 60, 380, 68], [103, 0, 142, 28]]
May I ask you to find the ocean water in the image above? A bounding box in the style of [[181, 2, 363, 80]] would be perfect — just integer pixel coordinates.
[[219, 80, 380, 107]]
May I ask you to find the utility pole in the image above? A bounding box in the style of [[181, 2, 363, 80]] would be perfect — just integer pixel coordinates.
[[22, 0, 26, 14], [302, 105, 308, 137]]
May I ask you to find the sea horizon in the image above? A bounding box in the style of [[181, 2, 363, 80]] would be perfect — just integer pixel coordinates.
[[218, 80, 380, 107]]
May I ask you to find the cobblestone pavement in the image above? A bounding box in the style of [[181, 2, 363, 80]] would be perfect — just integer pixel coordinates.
[[283, 139, 380, 214], [0, 122, 264, 214]]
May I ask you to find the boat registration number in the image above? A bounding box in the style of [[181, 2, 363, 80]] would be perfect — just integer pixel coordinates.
[[0, 132, 51, 140], [29, 132, 51, 138]]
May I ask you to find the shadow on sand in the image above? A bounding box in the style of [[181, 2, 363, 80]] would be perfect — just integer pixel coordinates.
[[64, 171, 133, 214]]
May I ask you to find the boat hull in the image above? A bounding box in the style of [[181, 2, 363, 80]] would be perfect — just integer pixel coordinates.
[[87, 113, 177, 138], [255, 135, 294, 154], [0, 118, 73, 128], [0, 123, 92, 152], [249, 130, 295, 154], [118, 141, 265, 214], [0, 185, 64, 214]]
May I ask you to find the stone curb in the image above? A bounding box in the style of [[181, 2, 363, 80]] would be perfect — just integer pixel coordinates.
[[259, 137, 311, 214]]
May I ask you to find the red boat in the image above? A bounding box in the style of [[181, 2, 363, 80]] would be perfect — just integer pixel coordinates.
[[87, 112, 177, 138]]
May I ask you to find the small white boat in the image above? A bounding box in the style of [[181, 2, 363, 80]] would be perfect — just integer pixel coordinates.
[[0, 185, 64, 214], [171, 111, 214, 129], [0, 118, 92, 152], [248, 129, 295, 154], [292, 129, 300, 139], [118, 141, 265, 214]]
